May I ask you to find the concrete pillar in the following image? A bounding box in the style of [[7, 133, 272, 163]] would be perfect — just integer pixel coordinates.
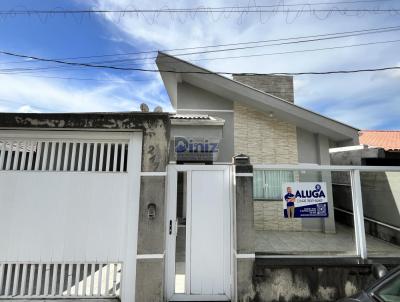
[[135, 176, 166, 301], [135, 121, 169, 302], [234, 154, 256, 302]]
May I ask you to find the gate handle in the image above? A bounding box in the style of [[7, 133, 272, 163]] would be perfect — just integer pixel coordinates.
[[169, 220, 172, 235]]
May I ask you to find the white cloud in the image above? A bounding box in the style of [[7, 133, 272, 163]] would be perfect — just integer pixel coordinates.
[[0, 71, 172, 113], [293, 69, 400, 129], [18, 105, 41, 113], [370, 62, 400, 80], [90, 0, 400, 129], [326, 94, 400, 130]]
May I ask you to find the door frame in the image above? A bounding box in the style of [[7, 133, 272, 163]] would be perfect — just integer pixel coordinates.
[[164, 164, 234, 301]]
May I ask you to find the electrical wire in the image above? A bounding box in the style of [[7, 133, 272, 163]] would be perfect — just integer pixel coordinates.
[[0, 0, 397, 15], [2, 24, 400, 67], [0, 73, 153, 82], [176, 39, 400, 62], [0, 49, 399, 76], [2, 37, 398, 73], [0, 73, 311, 94], [81, 27, 400, 65], [1, 9, 399, 14]]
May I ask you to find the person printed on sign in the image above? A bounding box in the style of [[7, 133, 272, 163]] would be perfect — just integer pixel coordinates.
[[284, 186, 296, 218]]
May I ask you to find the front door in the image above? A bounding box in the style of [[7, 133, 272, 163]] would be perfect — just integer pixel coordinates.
[[165, 165, 232, 301]]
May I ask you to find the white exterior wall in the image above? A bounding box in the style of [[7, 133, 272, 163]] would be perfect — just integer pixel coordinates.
[[0, 172, 129, 262]]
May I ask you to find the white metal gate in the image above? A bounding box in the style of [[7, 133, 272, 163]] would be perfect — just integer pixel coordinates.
[[165, 164, 233, 301], [0, 130, 142, 301]]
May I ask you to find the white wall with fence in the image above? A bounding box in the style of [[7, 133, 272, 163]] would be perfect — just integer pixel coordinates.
[[0, 130, 142, 301]]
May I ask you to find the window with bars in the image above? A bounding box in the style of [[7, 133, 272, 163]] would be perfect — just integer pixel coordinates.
[[253, 170, 295, 200]]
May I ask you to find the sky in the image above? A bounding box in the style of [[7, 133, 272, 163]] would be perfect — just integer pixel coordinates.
[[0, 0, 399, 130]]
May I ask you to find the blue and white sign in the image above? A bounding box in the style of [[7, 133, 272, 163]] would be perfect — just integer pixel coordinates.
[[174, 136, 220, 162], [282, 182, 329, 218]]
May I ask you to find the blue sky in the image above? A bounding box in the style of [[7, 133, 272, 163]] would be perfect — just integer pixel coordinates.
[[0, 0, 399, 130]]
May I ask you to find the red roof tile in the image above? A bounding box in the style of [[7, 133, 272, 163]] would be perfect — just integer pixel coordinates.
[[359, 130, 400, 151]]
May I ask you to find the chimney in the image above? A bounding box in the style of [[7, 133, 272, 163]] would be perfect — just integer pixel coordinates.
[[233, 74, 294, 103]]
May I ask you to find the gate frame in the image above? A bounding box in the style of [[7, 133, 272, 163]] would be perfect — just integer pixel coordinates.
[[164, 164, 234, 302]]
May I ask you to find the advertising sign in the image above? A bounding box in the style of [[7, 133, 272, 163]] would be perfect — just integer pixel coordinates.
[[282, 182, 329, 218], [174, 136, 220, 162]]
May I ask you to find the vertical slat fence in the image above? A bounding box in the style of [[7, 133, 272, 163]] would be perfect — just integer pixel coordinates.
[[0, 263, 122, 299], [0, 139, 128, 173]]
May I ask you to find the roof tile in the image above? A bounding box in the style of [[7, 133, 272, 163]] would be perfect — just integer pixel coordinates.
[[359, 130, 400, 151]]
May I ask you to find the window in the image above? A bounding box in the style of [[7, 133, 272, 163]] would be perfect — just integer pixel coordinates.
[[253, 170, 294, 200], [375, 272, 400, 302]]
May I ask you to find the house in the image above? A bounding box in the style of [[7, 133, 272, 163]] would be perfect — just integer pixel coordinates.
[[330, 130, 400, 166], [0, 53, 398, 302], [155, 53, 400, 302], [360, 130, 400, 153]]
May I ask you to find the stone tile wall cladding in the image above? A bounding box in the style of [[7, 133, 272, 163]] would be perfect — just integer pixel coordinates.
[[234, 103, 301, 231], [233, 74, 294, 103], [254, 201, 300, 231]]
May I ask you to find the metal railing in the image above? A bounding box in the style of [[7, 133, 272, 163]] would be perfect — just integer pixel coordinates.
[[253, 164, 400, 259], [334, 207, 400, 232]]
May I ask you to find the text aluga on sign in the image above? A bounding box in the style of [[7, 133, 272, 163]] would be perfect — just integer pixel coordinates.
[[283, 182, 329, 219]]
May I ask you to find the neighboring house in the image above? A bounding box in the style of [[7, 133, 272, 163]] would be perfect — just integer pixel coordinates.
[[359, 130, 400, 165], [330, 131, 400, 262], [331, 130, 400, 166], [360, 130, 400, 151]]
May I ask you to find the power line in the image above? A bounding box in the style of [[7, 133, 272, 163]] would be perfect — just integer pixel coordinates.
[[62, 25, 400, 61], [249, 66, 400, 75], [1, 9, 399, 14], [84, 27, 400, 65], [3, 24, 400, 66], [162, 28, 400, 58], [0, 73, 153, 83], [176, 39, 400, 62], [0, 72, 313, 93], [35, 37, 398, 68], [0, 0, 397, 15], [0, 49, 399, 76], [1, 37, 399, 74], [13, 37, 396, 70]]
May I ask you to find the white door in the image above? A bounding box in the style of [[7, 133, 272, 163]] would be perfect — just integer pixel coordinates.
[[165, 165, 232, 301]]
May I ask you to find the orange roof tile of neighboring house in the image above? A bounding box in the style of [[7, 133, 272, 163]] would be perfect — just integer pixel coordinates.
[[359, 130, 400, 151]]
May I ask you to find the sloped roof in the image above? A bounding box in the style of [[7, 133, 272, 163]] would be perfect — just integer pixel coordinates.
[[156, 52, 359, 143], [359, 130, 400, 151]]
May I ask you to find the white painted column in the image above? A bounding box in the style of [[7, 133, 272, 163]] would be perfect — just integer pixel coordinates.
[[120, 133, 143, 302]]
